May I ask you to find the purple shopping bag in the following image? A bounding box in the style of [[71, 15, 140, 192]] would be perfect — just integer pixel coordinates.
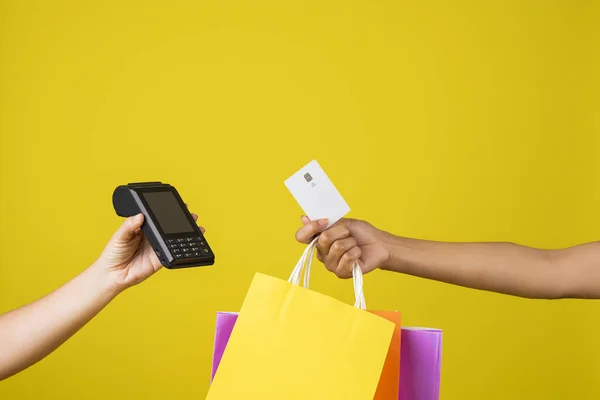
[[210, 312, 238, 383], [399, 327, 443, 400], [210, 312, 442, 399]]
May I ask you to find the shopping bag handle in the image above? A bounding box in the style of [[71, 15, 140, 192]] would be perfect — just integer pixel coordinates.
[[288, 237, 367, 310]]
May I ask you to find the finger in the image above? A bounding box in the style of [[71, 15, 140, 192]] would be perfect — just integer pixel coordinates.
[[295, 218, 328, 244], [317, 225, 350, 256], [335, 246, 362, 279], [301, 215, 311, 225], [114, 214, 144, 242], [326, 237, 357, 264], [316, 250, 324, 263], [188, 212, 206, 233]]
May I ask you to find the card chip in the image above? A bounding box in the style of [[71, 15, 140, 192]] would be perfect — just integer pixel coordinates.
[[304, 173, 313, 182]]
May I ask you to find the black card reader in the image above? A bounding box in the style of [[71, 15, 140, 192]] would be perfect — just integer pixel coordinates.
[[112, 182, 214, 269]]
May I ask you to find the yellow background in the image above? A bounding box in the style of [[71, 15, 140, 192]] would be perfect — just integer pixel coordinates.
[[1, 1, 599, 399]]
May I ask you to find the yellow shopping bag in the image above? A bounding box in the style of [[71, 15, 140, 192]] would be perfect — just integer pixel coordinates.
[[207, 239, 395, 400]]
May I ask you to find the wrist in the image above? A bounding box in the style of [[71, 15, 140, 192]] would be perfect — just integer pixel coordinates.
[[89, 261, 126, 299], [379, 233, 413, 273]]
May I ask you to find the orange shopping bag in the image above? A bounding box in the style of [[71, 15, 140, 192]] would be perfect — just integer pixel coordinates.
[[208, 238, 399, 399], [369, 311, 402, 399]]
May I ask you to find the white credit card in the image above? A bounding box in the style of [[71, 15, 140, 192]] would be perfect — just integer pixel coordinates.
[[284, 160, 350, 229]]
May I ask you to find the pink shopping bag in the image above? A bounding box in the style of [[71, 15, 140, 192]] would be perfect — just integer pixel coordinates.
[[399, 327, 443, 400]]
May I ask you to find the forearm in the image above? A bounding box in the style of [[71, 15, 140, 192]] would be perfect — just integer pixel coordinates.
[[381, 235, 593, 299], [0, 262, 120, 380]]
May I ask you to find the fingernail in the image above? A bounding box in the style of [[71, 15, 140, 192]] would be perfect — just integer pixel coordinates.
[[134, 214, 143, 224], [318, 219, 328, 227]]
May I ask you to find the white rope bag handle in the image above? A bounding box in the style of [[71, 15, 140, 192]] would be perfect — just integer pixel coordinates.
[[288, 237, 367, 310]]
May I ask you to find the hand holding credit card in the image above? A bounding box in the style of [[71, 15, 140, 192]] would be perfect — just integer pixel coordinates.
[[284, 160, 350, 230]]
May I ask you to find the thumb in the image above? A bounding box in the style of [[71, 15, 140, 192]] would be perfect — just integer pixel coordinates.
[[113, 213, 144, 242], [301, 215, 311, 225]]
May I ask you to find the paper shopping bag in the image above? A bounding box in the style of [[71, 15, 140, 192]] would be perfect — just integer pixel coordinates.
[[207, 239, 395, 400], [210, 312, 238, 384], [369, 311, 402, 399], [289, 239, 443, 399], [399, 328, 443, 400], [212, 310, 402, 398], [207, 273, 394, 399], [212, 314, 443, 400]]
